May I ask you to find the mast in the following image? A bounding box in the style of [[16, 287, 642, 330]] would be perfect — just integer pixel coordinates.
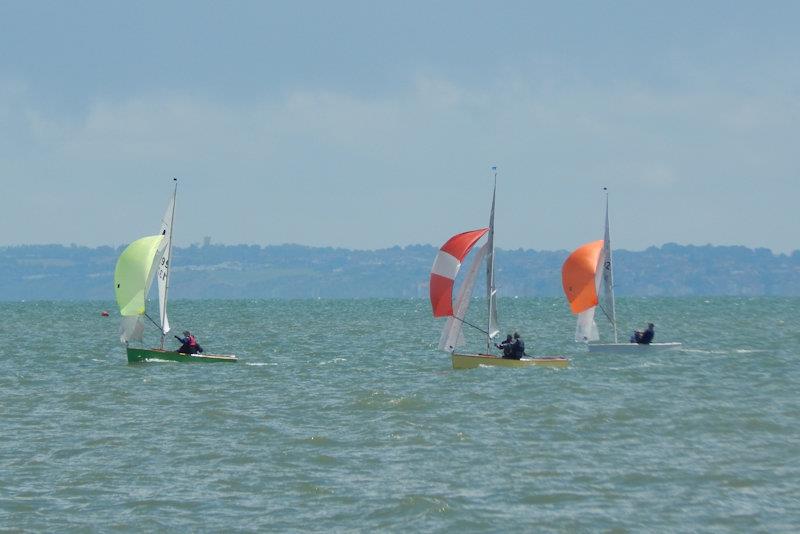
[[602, 187, 618, 343], [486, 166, 499, 352], [159, 178, 178, 349]]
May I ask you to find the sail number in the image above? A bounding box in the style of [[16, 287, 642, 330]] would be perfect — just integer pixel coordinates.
[[158, 258, 169, 281]]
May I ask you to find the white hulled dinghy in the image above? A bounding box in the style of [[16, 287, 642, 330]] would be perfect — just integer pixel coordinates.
[[561, 188, 681, 353], [114, 180, 237, 363], [430, 168, 568, 369]]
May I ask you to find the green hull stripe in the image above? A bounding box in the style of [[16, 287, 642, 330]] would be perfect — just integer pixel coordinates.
[[126, 347, 238, 363]]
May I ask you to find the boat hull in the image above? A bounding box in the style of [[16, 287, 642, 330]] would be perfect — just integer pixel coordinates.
[[587, 342, 682, 353], [451, 353, 569, 369], [126, 347, 238, 363]]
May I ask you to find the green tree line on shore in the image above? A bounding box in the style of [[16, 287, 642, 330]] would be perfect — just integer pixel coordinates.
[[1, 243, 798, 301]]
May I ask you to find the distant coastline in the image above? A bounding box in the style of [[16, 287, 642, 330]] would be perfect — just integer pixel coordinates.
[[1, 243, 798, 301]]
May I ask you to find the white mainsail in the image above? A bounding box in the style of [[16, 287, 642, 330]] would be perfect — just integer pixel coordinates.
[[439, 242, 490, 352], [598, 189, 618, 342], [485, 170, 500, 345], [157, 183, 176, 340]]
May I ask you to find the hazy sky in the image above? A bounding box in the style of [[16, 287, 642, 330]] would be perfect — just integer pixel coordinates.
[[1, 1, 798, 252]]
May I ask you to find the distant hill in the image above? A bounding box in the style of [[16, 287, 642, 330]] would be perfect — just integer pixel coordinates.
[[1, 243, 798, 301]]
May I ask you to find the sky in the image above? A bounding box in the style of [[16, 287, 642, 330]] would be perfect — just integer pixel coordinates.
[[1, 1, 798, 252]]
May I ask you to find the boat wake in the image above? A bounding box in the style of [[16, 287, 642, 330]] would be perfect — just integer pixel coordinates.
[[318, 358, 347, 365], [609, 360, 667, 371], [679, 348, 726, 354], [680, 348, 768, 355]]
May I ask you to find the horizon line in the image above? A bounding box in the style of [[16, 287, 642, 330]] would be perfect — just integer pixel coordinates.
[[1, 241, 798, 256]]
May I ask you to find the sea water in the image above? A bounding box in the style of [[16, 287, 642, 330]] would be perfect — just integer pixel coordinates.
[[1, 298, 798, 531]]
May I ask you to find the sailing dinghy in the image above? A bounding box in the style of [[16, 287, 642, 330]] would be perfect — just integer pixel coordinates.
[[561, 188, 681, 353], [430, 169, 568, 369], [114, 180, 237, 363]]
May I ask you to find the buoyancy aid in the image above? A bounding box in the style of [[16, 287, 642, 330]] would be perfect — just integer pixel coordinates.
[[513, 339, 525, 359]]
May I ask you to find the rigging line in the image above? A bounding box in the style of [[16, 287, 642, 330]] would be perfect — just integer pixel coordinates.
[[597, 303, 616, 326], [450, 314, 490, 336], [144, 312, 162, 331]]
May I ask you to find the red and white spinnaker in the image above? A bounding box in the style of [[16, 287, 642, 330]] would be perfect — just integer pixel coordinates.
[[429, 228, 491, 352], [430, 228, 489, 318]]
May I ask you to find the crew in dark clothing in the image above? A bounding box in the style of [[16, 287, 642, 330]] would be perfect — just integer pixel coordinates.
[[175, 330, 203, 354], [496, 334, 514, 359], [511, 332, 526, 359], [631, 323, 655, 345]]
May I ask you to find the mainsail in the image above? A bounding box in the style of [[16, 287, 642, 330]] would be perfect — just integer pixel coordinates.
[[438, 242, 489, 352], [598, 190, 617, 342], [561, 240, 603, 342], [157, 186, 176, 338], [485, 173, 499, 342], [114, 235, 165, 343], [430, 228, 489, 317]]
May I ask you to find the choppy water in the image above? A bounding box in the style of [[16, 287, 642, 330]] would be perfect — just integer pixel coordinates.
[[1, 298, 799, 531]]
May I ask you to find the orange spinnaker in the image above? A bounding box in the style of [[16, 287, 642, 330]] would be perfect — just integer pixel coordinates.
[[562, 240, 603, 314]]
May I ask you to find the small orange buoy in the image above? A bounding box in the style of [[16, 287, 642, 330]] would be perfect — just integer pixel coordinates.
[[100, 311, 110, 317]]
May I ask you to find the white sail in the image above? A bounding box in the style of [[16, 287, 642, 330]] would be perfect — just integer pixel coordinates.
[[598, 189, 618, 342], [156, 186, 176, 336], [120, 316, 145, 343], [439, 242, 489, 352], [575, 307, 600, 342], [486, 171, 500, 342]]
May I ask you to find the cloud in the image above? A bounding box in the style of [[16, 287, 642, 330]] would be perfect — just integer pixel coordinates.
[[1, 73, 798, 251], [5, 73, 794, 174]]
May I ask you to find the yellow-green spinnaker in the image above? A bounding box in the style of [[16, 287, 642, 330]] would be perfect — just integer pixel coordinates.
[[114, 235, 164, 316]]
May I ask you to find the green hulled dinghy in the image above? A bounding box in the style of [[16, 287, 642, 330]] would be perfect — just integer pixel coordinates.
[[127, 347, 237, 363], [114, 179, 237, 363]]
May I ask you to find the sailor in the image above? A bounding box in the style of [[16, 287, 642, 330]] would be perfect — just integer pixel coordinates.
[[631, 323, 655, 345], [511, 332, 526, 359], [496, 334, 514, 359], [175, 330, 203, 354]]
